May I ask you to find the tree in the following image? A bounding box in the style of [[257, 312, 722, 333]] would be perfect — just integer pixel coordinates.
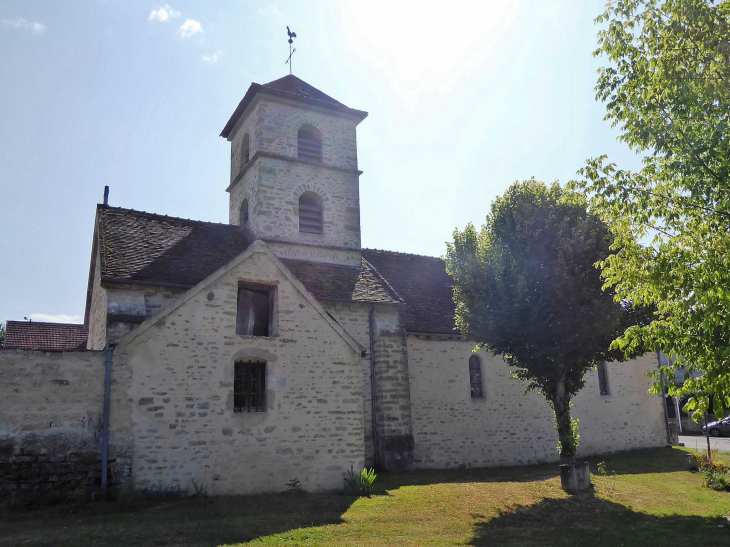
[[0, 322, 4, 348], [571, 0, 730, 421], [445, 179, 647, 461]]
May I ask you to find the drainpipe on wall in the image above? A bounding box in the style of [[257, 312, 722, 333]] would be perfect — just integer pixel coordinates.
[[657, 351, 672, 445], [369, 305, 379, 467], [101, 346, 115, 490]]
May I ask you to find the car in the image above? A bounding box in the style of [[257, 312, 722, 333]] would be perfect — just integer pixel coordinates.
[[702, 417, 730, 437]]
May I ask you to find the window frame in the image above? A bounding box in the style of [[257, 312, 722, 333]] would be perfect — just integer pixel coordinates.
[[234, 360, 266, 412], [235, 283, 275, 337], [240, 133, 251, 169], [240, 198, 249, 226], [597, 362, 610, 396], [469, 354, 484, 399]]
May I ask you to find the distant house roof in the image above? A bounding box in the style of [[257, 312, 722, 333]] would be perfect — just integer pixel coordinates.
[[220, 75, 368, 139], [4, 321, 88, 351], [362, 249, 457, 334], [95, 206, 402, 305]]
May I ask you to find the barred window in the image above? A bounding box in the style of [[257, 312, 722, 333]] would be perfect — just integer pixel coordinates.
[[240, 133, 250, 168], [234, 361, 266, 412], [469, 355, 483, 398], [299, 192, 323, 234], [298, 125, 322, 162], [236, 285, 272, 337], [597, 362, 609, 395]]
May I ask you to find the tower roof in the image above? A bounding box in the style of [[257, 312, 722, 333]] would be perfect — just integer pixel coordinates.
[[220, 75, 368, 139]]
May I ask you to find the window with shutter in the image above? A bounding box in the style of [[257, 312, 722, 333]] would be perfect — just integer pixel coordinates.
[[240, 134, 250, 169], [299, 192, 323, 234], [236, 285, 272, 337], [597, 362, 609, 395], [469, 355, 483, 398], [298, 125, 322, 162]]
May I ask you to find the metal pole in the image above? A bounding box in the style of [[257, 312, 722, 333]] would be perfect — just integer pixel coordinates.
[[101, 346, 114, 490], [674, 397, 683, 434]]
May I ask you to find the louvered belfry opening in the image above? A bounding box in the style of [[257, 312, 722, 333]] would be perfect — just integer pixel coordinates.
[[299, 192, 323, 234], [240, 198, 249, 226], [297, 125, 322, 162], [240, 134, 250, 168]]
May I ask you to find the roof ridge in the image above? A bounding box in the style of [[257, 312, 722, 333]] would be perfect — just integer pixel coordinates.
[[363, 247, 444, 261], [98, 204, 236, 229], [6, 320, 85, 327]]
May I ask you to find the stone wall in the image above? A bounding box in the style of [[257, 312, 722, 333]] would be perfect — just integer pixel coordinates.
[[0, 349, 131, 502], [87, 252, 107, 351], [407, 336, 667, 469], [119, 245, 365, 495]]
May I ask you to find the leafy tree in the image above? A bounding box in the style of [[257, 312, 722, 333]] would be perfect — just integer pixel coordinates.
[[571, 0, 730, 420], [446, 180, 647, 461], [0, 322, 4, 348]]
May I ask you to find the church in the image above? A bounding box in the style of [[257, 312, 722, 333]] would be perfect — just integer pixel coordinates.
[[1, 75, 668, 496]]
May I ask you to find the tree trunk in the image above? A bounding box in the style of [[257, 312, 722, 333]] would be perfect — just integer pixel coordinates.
[[706, 412, 712, 459], [553, 377, 575, 463]]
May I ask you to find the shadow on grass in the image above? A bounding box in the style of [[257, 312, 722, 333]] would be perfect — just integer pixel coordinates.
[[469, 493, 729, 547], [378, 447, 691, 490], [0, 491, 358, 547]]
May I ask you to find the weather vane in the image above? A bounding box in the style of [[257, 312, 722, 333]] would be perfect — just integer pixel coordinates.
[[285, 26, 297, 75]]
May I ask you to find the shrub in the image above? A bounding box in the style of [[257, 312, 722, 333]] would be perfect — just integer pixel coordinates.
[[688, 452, 729, 473], [343, 466, 377, 497], [190, 479, 208, 498], [701, 468, 730, 492]]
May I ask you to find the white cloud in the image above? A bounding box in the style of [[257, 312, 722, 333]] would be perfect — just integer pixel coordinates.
[[257, 6, 284, 24], [28, 314, 83, 324], [201, 50, 222, 63], [178, 18, 202, 38], [1, 17, 46, 34], [148, 4, 180, 22]]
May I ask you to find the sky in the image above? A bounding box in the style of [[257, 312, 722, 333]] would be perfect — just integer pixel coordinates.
[[0, 0, 643, 324]]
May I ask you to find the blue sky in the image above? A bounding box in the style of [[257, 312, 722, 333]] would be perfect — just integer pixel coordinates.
[[0, 0, 642, 324]]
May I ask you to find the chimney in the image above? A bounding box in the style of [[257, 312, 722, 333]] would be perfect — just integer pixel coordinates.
[[103, 186, 109, 206]]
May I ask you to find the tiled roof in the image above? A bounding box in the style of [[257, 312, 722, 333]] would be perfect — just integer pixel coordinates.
[[4, 321, 88, 351], [96, 207, 401, 305], [362, 249, 457, 334], [282, 259, 403, 304], [220, 75, 368, 139], [98, 206, 251, 286]]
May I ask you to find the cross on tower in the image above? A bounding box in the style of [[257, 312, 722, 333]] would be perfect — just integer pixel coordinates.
[[285, 26, 297, 75]]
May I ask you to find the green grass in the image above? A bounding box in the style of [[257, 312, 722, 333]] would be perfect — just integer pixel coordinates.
[[2, 447, 730, 546]]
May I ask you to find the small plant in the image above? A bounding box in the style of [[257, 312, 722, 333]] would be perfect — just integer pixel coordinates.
[[343, 465, 377, 497], [596, 461, 608, 477], [190, 479, 208, 498], [688, 451, 729, 473], [286, 478, 302, 491], [701, 467, 730, 491]]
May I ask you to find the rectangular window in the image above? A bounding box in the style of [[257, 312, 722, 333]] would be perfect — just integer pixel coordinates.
[[597, 362, 609, 395], [234, 361, 266, 412], [236, 285, 272, 336], [469, 355, 483, 398]]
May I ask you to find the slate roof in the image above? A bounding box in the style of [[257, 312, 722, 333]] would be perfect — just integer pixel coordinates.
[[4, 321, 88, 351], [362, 249, 457, 334], [96, 206, 401, 305], [220, 75, 368, 139], [98, 206, 251, 287], [282, 259, 402, 304]]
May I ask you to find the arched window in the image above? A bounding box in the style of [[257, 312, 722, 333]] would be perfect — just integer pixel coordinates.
[[469, 355, 483, 398], [240, 198, 249, 226], [240, 134, 250, 168], [297, 125, 322, 162], [299, 192, 323, 234]]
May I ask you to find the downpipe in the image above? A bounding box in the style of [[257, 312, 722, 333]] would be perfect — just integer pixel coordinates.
[[369, 305, 379, 467], [101, 346, 114, 490]]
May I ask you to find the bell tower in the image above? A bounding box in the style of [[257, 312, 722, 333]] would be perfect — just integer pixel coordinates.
[[220, 75, 368, 259]]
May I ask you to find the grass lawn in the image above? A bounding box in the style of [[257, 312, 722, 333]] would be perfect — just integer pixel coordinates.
[[2, 447, 730, 546]]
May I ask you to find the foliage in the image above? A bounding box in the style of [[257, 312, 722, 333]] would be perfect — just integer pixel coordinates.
[[688, 451, 729, 473], [445, 179, 649, 460], [701, 467, 730, 492], [343, 465, 377, 497], [0, 322, 5, 348], [556, 413, 581, 458], [190, 479, 208, 498], [571, 0, 730, 421]]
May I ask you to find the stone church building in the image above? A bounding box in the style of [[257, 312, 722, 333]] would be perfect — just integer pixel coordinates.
[[1, 75, 668, 497]]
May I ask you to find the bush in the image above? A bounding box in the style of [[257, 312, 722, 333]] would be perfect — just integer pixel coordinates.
[[343, 466, 377, 497], [701, 468, 730, 492], [688, 452, 729, 473]]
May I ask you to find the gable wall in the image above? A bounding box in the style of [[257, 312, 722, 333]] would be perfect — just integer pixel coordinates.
[[87, 253, 107, 350], [408, 336, 667, 469], [120, 249, 365, 495]]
